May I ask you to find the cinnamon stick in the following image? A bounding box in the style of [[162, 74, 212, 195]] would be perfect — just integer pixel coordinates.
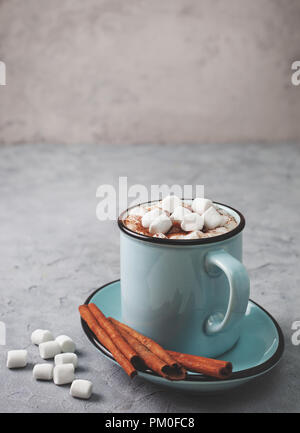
[[112, 321, 186, 381], [78, 305, 136, 378], [88, 303, 142, 369], [167, 350, 232, 379], [109, 317, 232, 379], [109, 317, 179, 369]]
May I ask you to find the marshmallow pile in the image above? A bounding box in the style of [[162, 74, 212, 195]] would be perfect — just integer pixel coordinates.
[[6, 329, 92, 400], [128, 196, 236, 239]]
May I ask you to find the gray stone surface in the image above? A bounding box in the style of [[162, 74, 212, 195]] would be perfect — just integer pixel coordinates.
[[0, 142, 299, 413], [1, 0, 300, 146]]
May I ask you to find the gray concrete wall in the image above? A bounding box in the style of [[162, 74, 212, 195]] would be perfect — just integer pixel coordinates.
[[0, 0, 300, 145]]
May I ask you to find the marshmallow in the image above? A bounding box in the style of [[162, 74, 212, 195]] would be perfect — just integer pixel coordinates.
[[70, 379, 93, 400], [141, 208, 164, 228], [203, 206, 226, 229], [31, 329, 54, 345], [170, 206, 192, 223], [153, 233, 167, 238], [6, 350, 27, 369], [224, 217, 237, 231], [184, 231, 203, 239], [214, 226, 228, 234], [192, 198, 213, 215], [149, 214, 172, 234], [39, 340, 61, 359], [55, 335, 76, 353], [161, 195, 182, 214], [128, 206, 146, 217], [168, 234, 186, 239], [53, 363, 75, 385], [181, 213, 204, 232], [33, 363, 54, 380], [55, 353, 78, 368]]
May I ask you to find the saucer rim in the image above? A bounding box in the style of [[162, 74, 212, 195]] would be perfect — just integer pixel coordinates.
[[81, 279, 284, 383]]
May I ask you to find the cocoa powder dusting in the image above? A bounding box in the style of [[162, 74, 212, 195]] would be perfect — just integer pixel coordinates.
[[122, 202, 238, 240], [124, 215, 195, 238]]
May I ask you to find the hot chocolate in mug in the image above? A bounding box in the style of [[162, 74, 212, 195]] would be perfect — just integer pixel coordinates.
[[118, 201, 250, 358]]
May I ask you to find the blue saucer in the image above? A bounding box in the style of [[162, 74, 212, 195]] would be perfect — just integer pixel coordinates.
[[81, 280, 284, 393]]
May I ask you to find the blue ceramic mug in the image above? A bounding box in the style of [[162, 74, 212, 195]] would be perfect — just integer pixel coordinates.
[[118, 201, 250, 358]]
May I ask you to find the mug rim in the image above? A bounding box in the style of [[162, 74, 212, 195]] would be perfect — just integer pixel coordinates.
[[118, 200, 245, 245]]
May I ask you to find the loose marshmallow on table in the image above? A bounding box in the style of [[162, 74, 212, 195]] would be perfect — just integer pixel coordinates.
[[170, 206, 192, 223], [70, 379, 93, 400], [7, 350, 27, 369], [181, 213, 204, 232], [161, 195, 182, 214], [39, 340, 61, 359], [192, 198, 213, 215], [149, 214, 172, 234], [55, 335, 76, 353], [33, 363, 54, 380], [55, 353, 78, 368], [53, 363, 75, 385], [203, 206, 226, 229], [31, 329, 54, 345]]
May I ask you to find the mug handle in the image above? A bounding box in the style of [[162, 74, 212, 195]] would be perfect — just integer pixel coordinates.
[[204, 249, 250, 335]]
